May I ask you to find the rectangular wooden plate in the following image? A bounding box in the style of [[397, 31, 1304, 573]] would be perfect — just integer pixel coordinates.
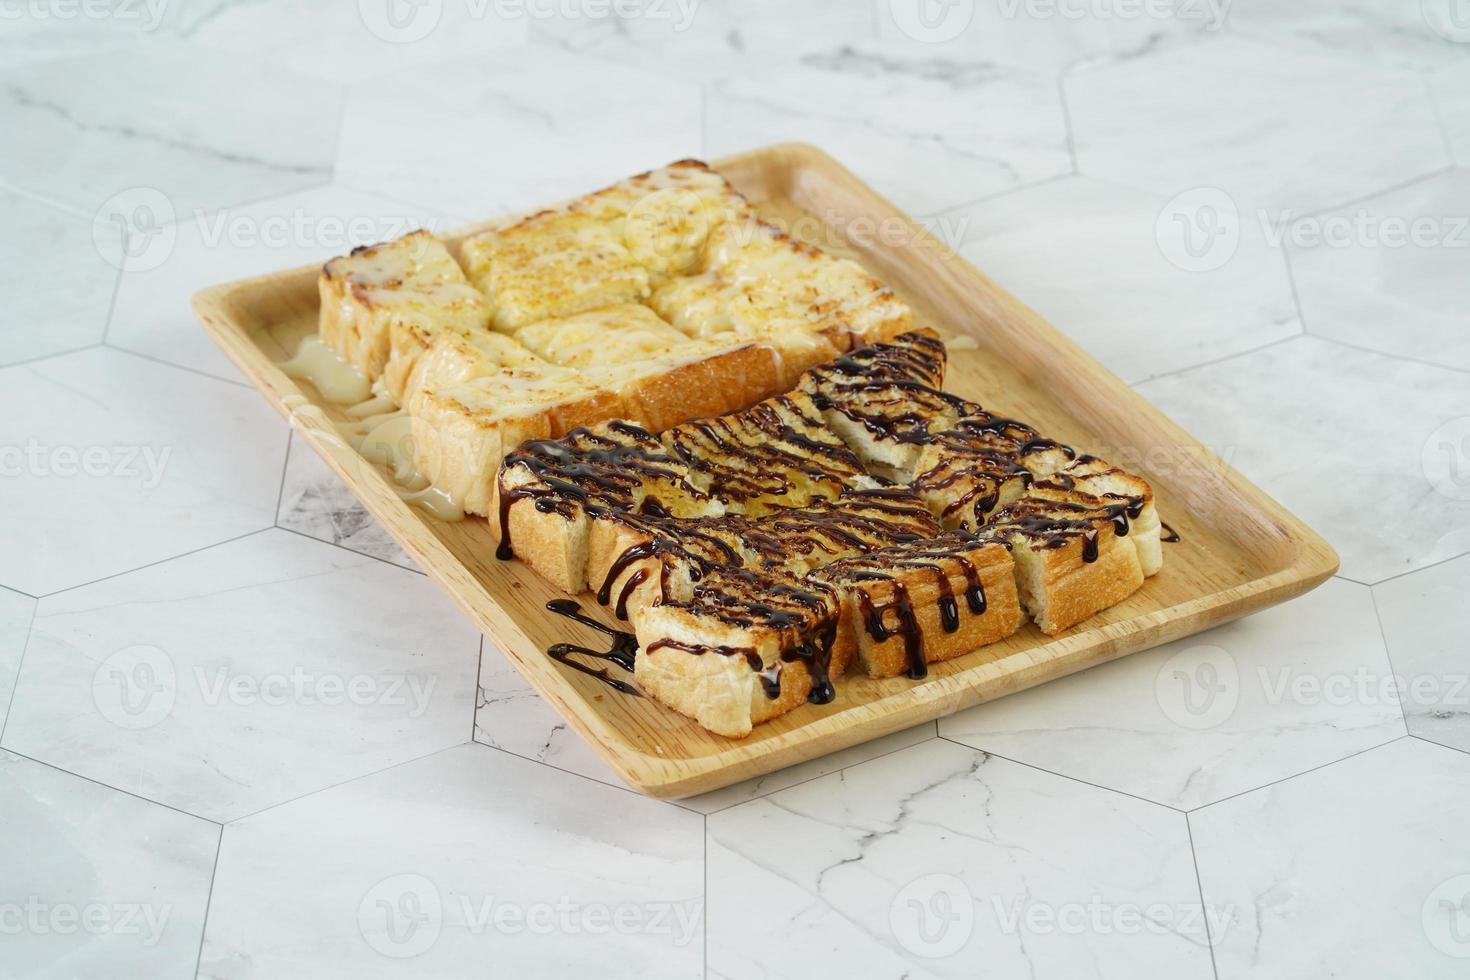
[[193, 143, 1338, 799]]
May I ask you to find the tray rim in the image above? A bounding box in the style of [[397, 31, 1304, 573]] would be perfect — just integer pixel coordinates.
[[191, 142, 1340, 798]]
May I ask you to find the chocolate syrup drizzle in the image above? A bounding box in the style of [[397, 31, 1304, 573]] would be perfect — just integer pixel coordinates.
[[545, 599, 641, 696], [496, 420, 704, 561], [503, 333, 1155, 708]]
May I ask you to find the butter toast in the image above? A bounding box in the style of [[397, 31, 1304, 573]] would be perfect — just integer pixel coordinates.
[[319, 230, 491, 384]]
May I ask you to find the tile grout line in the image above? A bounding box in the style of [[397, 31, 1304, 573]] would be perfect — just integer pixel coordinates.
[[1129, 334, 1301, 388], [224, 741, 473, 825], [273, 430, 293, 519], [1288, 162, 1457, 221], [192, 824, 225, 980], [99, 236, 126, 345], [1277, 228, 1308, 339], [470, 726, 708, 813], [0, 746, 222, 827], [1367, 586, 1412, 737], [470, 634, 485, 744], [0, 599, 41, 747], [1185, 734, 1410, 815], [101, 343, 255, 389], [1407, 733, 1470, 758], [934, 735, 1187, 813], [919, 171, 1075, 225], [34, 527, 276, 601], [1057, 74, 1077, 176], [1184, 812, 1222, 980], [1359, 551, 1468, 589], [1310, 334, 1470, 378], [1, 341, 108, 373], [272, 524, 426, 577]]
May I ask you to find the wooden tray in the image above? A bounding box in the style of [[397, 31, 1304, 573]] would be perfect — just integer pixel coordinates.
[[193, 144, 1338, 798]]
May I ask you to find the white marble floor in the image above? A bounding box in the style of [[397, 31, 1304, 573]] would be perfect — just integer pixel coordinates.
[[2, 3, 1467, 978]]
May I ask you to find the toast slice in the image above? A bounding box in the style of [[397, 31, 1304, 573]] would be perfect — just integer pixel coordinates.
[[813, 531, 1023, 679], [460, 160, 752, 330], [985, 489, 1146, 636], [661, 390, 870, 516], [1032, 455, 1163, 577], [498, 421, 722, 592], [743, 487, 944, 575], [582, 159, 751, 282], [319, 230, 491, 384], [648, 268, 845, 390], [632, 568, 850, 738], [512, 304, 784, 432], [586, 512, 763, 622], [799, 333, 973, 475], [396, 329, 625, 519], [461, 209, 651, 330], [648, 211, 914, 386]]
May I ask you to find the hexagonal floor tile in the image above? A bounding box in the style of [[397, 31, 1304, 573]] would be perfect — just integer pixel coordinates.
[[1135, 337, 1470, 583], [0, 750, 217, 979], [0, 587, 36, 734], [1226, 0, 1470, 70], [276, 433, 416, 572], [941, 578, 1405, 809], [472, 633, 935, 812], [707, 740, 1214, 978], [872, 1, 1211, 74], [2, 529, 480, 821], [109, 183, 455, 382], [1374, 554, 1470, 753], [177, 0, 529, 83], [1288, 170, 1470, 372], [198, 743, 703, 978], [703, 46, 1070, 214], [1067, 35, 1448, 212], [1191, 738, 1470, 979], [528, 0, 872, 77], [335, 48, 701, 217], [951, 175, 1300, 383], [1, 189, 120, 366], [0, 43, 340, 216], [0, 347, 286, 596]]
